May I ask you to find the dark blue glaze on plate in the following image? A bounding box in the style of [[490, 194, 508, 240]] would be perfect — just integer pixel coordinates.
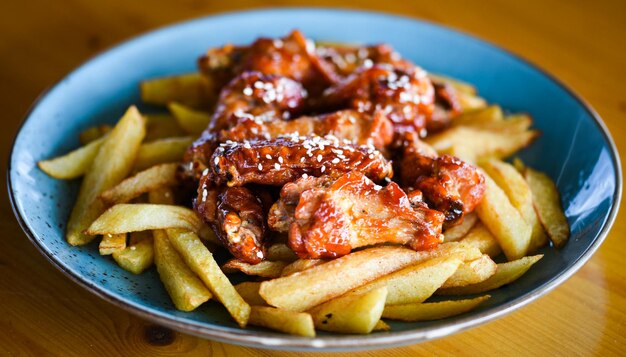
[[7, 8, 621, 351]]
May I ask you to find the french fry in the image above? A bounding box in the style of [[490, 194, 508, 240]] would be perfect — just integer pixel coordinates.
[[452, 105, 503, 127], [382, 296, 490, 321], [266, 243, 298, 262], [99, 233, 126, 255], [309, 286, 387, 334], [140, 73, 210, 109], [166, 229, 250, 328], [38, 135, 107, 180], [444, 213, 478, 242], [281, 259, 326, 277], [222, 259, 288, 278], [259, 243, 481, 312], [481, 159, 548, 251], [457, 91, 488, 112], [350, 255, 463, 305], [79, 125, 111, 145], [153, 230, 212, 311], [475, 173, 531, 260], [461, 222, 502, 258], [234, 282, 267, 306], [168, 102, 212, 135], [373, 320, 391, 331], [441, 254, 497, 288], [438, 255, 543, 295], [133, 136, 193, 171], [66, 106, 146, 245], [248, 306, 315, 337], [524, 168, 570, 248], [86, 204, 211, 240], [429, 73, 477, 95], [144, 113, 186, 141], [112, 231, 154, 274], [148, 187, 176, 205], [99, 164, 179, 205]]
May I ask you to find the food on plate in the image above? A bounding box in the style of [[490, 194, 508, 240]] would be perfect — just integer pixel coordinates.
[[39, 30, 569, 336]]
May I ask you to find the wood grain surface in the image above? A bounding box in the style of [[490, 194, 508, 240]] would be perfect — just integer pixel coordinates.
[[2, 0, 625, 355]]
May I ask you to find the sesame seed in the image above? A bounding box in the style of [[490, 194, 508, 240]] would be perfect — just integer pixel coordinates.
[[278, 156, 284, 164], [321, 165, 326, 173], [266, 154, 272, 160], [300, 157, 306, 163], [331, 158, 340, 164], [243, 87, 253, 96], [317, 154, 323, 162], [258, 163, 263, 170], [274, 163, 281, 170], [202, 168, 209, 176], [302, 173, 309, 179], [214, 157, 219, 165]]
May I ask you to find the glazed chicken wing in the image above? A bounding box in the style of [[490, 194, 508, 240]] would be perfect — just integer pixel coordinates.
[[210, 135, 393, 187], [268, 172, 444, 259]]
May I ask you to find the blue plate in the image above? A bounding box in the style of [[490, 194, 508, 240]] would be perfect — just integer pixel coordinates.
[[7, 8, 622, 351]]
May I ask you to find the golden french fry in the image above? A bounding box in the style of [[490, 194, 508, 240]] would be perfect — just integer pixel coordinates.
[[460, 222, 502, 258], [99, 164, 179, 205], [476, 173, 531, 260], [456, 91, 488, 112], [259, 243, 481, 312], [67, 106, 146, 245], [441, 254, 497, 288], [168, 102, 212, 135], [524, 168, 570, 248], [166, 229, 250, 328], [148, 187, 176, 205], [248, 306, 315, 337], [382, 296, 490, 321], [429, 73, 477, 95], [222, 259, 288, 279], [266, 243, 298, 262], [452, 105, 503, 127], [133, 136, 193, 171], [144, 113, 187, 141], [481, 159, 548, 251], [438, 255, 543, 295], [281, 259, 326, 277], [373, 320, 391, 331], [99, 233, 126, 255], [140, 73, 210, 109], [86, 204, 211, 240], [112, 231, 154, 274], [444, 213, 478, 242], [309, 286, 387, 334], [234, 282, 267, 306], [351, 255, 463, 305], [38, 135, 107, 180], [154, 230, 212, 311], [79, 125, 111, 145]]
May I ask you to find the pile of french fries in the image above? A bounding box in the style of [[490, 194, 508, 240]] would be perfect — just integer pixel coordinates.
[[37, 71, 569, 337]]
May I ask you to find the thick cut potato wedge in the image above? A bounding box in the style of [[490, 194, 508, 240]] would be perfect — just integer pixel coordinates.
[[38, 135, 107, 180], [524, 168, 570, 248], [112, 231, 154, 274], [373, 320, 391, 331], [144, 113, 186, 141], [444, 213, 478, 242], [66, 106, 146, 245], [266, 243, 298, 262], [457, 91, 488, 112], [86, 204, 210, 238], [481, 159, 548, 252], [79, 125, 111, 145], [382, 295, 490, 321], [309, 287, 387, 334], [441, 254, 497, 288], [460, 222, 502, 258], [140, 73, 211, 109], [222, 259, 288, 278], [281, 259, 326, 277], [166, 229, 250, 328], [351, 255, 463, 305], [168, 102, 212, 135], [248, 306, 315, 337], [99, 164, 179, 205], [476, 173, 531, 260], [234, 282, 267, 306], [438, 255, 543, 295], [154, 230, 212, 311], [259, 243, 481, 312], [99, 233, 126, 255], [133, 136, 193, 171], [148, 187, 176, 205]]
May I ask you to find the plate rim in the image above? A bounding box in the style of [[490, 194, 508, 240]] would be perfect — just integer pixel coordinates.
[[6, 7, 623, 351]]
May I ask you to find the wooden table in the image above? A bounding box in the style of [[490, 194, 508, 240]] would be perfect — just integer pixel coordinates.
[[2, 0, 624, 355]]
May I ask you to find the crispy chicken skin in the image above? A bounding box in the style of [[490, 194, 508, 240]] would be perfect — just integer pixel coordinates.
[[271, 172, 444, 259], [210, 135, 393, 187]]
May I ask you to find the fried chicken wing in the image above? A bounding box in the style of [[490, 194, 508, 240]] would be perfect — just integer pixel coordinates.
[[209, 135, 392, 187], [427, 80, 462, 133], [316, 43, 411, 78], [322, 64, 435, 136], [272, 172, 444, 259]]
